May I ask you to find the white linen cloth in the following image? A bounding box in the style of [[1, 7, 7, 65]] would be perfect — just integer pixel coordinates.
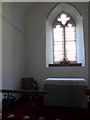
[[44, 78, 87, 86]]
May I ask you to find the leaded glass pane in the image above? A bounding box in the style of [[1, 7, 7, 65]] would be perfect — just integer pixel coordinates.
[[53, 12, 76, 63], [53, 25, 64, 63], [57, 13, 70, 25]]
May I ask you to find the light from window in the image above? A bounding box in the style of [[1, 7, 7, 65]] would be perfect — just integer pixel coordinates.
[[53, 12, 76, 63], [53, 25, 64, 63], [57, 13, 70, 25], [65, 24, 76, 61]]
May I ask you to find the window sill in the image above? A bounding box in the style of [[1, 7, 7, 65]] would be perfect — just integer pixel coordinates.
[[49, 63, 82, 67]]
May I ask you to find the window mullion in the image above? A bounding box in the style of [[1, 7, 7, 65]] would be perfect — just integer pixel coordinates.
[[63, 26, 66, 59]]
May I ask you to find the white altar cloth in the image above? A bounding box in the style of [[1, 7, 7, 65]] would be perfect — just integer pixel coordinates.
[[44, 78, 87, 86], [44, 78, 87, 107]]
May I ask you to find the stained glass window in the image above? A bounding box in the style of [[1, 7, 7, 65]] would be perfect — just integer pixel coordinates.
[[53, 12, 76, 63]]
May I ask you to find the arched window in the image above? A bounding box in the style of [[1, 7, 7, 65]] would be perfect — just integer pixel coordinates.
[[46, 3, 85, 67], [53, 12, 76, 63]]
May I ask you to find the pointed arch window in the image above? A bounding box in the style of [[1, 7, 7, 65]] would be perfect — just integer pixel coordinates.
[[53, 12, 77, 63], [46, 3, 85, 67]]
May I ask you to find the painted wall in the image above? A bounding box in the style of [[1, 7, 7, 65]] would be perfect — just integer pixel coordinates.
[[88, 2, 90, 88], [2, 3, 26, 90], [0, 1, 2, 112], [2, 2, 89, 91], [26, 2, 88, 89]]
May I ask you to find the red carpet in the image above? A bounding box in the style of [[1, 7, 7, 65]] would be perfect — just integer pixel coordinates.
[[2, 96, 90, 120]]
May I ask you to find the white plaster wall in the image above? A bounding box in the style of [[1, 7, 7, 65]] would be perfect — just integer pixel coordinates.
[[2, 3, 26, 90], [2, 2, 34, 33], [0, 1, 2, 112], [26, 2, 88, 89], [88, 2, 90, 88]]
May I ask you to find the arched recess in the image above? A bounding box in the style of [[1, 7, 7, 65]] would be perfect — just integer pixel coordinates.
[[46, 2, 85, 67]]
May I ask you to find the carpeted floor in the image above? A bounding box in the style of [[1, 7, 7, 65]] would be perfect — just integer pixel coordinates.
[[2, 96, 90, 120]]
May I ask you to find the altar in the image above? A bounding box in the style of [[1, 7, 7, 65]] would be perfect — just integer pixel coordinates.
[[43, 78, 88, 108]]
